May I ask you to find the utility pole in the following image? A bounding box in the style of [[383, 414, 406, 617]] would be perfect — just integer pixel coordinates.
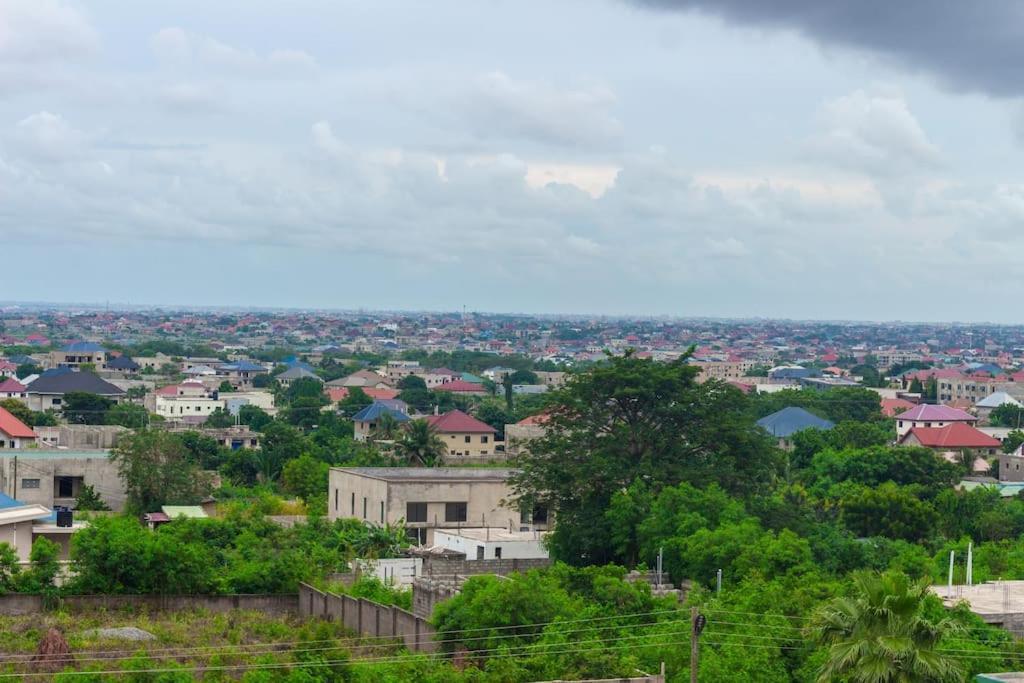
[[690, 607, 705, 683]]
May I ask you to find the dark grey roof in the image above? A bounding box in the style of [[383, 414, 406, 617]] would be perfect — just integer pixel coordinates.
[[27, 369, 125, 396], [106, 356, 140, 370], [276, 366, 321, 381], [756, 407, 834, 438]]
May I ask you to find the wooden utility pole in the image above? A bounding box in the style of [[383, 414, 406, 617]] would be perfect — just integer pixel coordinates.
[[690, 607, 700, 683]]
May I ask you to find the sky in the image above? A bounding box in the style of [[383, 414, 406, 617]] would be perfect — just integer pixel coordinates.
[[2, 0, 1024, 321]]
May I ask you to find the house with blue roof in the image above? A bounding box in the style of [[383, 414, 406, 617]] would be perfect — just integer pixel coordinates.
[[756, 406, 834, 449], [216, 360, 269, 388], [353, 401, 410, 441], [0, 491, 68, 562]]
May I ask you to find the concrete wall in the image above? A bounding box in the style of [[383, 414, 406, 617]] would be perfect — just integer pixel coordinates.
[[0, 452, 126, 511], [420, 555, 551, 577], [34, 425, 128, 450], [0, 593, 298, 616], [298, 583, 438, 652]]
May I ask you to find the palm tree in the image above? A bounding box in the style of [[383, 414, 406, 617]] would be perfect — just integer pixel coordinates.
[[808, 571, 963, 683], [396, 419, 447, 467], [373, 412, 400, 440]]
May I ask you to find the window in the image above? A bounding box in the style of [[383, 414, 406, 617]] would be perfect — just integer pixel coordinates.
[[464, 435, 471, 443], [52, 398, 61, 406], [406, 502, 427, 523], [380, 501, 385, 523], [481, 436, 488, 444], [334, 489, 338, 512], [363, 497, 367, 519], [445, 502, 467, 522], [494, 547, 502, 559], [476, 546, 484, 560], [21, 478, 40, 489]]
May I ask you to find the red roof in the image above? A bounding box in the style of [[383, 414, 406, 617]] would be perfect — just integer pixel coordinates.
[[880, 398, 915, 417], [425, 409, 496, 433], [517, 412, 551, 426], [900, 423, 1000, 449], [433, 380, 486, 393], [0, 378, 26, 393], [0, 407, 36, 439]]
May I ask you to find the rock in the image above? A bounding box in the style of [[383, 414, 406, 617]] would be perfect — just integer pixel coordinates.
[[82, 627, 157, 641]]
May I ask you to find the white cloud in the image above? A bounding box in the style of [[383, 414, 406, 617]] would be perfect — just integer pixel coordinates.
[[13, 110, 86, 161], [0, 0, 98, 62], [810, 88, 942, 174], [150, 27, 317, 77], [156, 82, 223, 113]]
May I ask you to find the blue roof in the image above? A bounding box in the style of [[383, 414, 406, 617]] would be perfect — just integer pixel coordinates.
[[352, 402, 411, 423], [220, 360, 264, 372], [756, 407, 834, 438], [0, 492, 27, 509], [62, 341, 105, 353], [285, 359, 316, 372]]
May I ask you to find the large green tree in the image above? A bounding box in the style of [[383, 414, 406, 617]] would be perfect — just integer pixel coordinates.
[[511, 351, 782, 565], [809, 571, 963, 683], [62, 392, 113, 425], [110, 430, 212, 513], [396, 419, 446, 466]]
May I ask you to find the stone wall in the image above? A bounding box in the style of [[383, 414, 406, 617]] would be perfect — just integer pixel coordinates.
[[420, 555, 551, 577], [0, 593, 298, 616], [298, 583, 437, 652]]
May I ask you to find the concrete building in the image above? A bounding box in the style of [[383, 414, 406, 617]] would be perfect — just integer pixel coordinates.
[[0, 493, 54, 562], [0, 450, 126, 512], [895, 404, 978, 438], [352, 402, 411, 442], [23, 368, 126, 412], [756, 407, 834, 450], [691, 359, 758, 382], [49, 342, 106, 370], [0, 378, 27, 400], [328, 467, 541, 545], [432, 528, 548, 561], [384, 360, 420, 384], [425, 410, 499, 460], [504, 413, 548, 458], [33, 425, 128, 450]]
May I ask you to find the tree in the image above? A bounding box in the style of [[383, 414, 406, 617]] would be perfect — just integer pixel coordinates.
[[179, 431, 224, 469], [281, 455, 329, 509], [1004, 430, 1024, 454], [908, 378, 924, 395], [285, 396, 326, 430], [104, 402, 150, 428], [74, 484, 110, 511], [110, 430, 212, 513], [506, 369, 538, 385], [809, 571, 963, 683], [512, 350, 782, 565], [204, 407, 236, 429], [239, 405, 273, 431], [475, 402, 511, 440], [62, 392, 113, 425], [990, 404, 1024, 429], [840, 483, 935, 542], [18, 538, 61, 595], [218, 380, 235, 393], [16, 362, 41, 379], [0, 543, 19, 594], [397, 375, 427, 391], [338, 387, 372, 417], [0, 399, 34, 426], [395, 420, 446, 466], [373, 412, 401, 440], [286, 377, 326, 403]]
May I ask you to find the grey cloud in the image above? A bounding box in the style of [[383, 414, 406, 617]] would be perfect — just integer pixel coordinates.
[[150, 27, 318, 78], [630, 0, 1024, 97], [0, 0, 98, 63]]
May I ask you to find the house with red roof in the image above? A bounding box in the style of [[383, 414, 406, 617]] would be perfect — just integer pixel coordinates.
[[880, 398, 916, 418], [894, 404, 977, 438], [326, 386, 401, 404], [0, 379, 27, 401], [0, 406, 37, 449], [425, 409, 498, 460], [898, 423, 1000, 473]]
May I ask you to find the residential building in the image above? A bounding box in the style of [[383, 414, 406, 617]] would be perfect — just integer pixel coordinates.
[[105, 355, 140, 374], [49, 342, 106, 370], [691, 358, 757, 382], [894, 404, 978, 438], [384, 360, 421, 383], [418, 367, 459, 388], [756, 407, 834, 449], [275, 366, 322, 388], [352, 402, 411, 441], [0, 378, 27, 400], [23, 368, 126, 412], [898, 423, 1001, 472], [975, 392, 1022, 421], [328, 467, 542, 544], [327, 369, 391, 389], [426, 410, 498, 460], [215, 360, 268, 388], [433, 380, 488, 397], [0, 407, 36, 449], [33, 425, 128, 450], [504, 413, 548, 458], [0, 449, 126, 511], [432, 528, 549, 560], [0, 493, 57, 562]]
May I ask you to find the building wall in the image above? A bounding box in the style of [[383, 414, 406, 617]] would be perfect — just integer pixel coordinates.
[[328, 470, 528, 545], [0, 453, 126, 511], [432, 530, 547, 560], [895, 418, 976, 438], [1000, 453, 1024, 482], [504, 423, 546, 457], [155, 395, 222, 419], [437, 431, 496, 458], [0, 520, 34, 562]]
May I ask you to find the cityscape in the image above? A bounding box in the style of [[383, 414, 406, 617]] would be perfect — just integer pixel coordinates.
[[5, 1, 1024, 681]]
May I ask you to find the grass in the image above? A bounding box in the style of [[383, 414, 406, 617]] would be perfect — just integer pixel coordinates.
[[0, 607, 389, 680]]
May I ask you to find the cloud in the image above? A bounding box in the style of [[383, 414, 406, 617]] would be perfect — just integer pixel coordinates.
[[150, 27, 317, 77], [155, 82, 224, 113], [460, 71, 622, 149], [628, 0, 1024, 97], [808, 88, 941, 175], [0, 0, 98, 63], [12, 110, 87, 162]]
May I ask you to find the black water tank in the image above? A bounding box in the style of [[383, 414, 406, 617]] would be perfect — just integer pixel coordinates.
[[56, 507, 73, 528]]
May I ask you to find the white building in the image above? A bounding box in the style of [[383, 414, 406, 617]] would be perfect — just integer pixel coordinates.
[[432, 528, 549, 561]]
